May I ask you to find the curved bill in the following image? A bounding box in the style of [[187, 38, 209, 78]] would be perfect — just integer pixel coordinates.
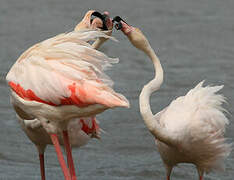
[[90, 11, 108, 30]]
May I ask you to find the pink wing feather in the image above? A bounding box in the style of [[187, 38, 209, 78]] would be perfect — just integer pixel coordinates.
[[6, 30, 129, 108]]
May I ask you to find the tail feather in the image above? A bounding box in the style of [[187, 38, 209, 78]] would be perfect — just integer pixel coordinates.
[[191, 131, 232, 173], [185, 81, 231, 172], [184, 81, 229, 130]]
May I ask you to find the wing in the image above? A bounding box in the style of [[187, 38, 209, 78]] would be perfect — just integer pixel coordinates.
[[6, 30, 129, 108], [159, 81, 228, 141]]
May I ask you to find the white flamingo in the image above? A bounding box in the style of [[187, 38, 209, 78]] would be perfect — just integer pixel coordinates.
[[113, 17, 231, 180], [6, 10, 129, 180]]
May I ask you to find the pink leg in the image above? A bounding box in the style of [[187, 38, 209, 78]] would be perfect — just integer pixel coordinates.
[[39, 153, 45, 180], [165, 165, 172, 180], [197, 167, 204, 180], [63, 130, 77, 180], [50, 134, 71, 180]]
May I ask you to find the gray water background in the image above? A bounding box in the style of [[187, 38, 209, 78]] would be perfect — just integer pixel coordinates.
[[0, 0, 234, 179]]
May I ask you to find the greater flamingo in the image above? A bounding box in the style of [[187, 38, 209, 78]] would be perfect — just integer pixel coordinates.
[[11, 10, 113, 180], [113, 17, 231, 180], [6, 10, 129, 180]]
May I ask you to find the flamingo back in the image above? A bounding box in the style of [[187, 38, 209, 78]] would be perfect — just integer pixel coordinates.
[[157, 81, 231, 172], [6, 30, 129, 108]]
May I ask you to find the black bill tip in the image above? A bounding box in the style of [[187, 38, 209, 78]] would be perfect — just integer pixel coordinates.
[[112, 16, 129, 30]]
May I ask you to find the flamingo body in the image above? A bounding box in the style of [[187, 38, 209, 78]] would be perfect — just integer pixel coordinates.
[[155, 81, 231, 175], [7, 31, 128, 109], [7, 30, 129, 133], [17, 116, 99, 152]]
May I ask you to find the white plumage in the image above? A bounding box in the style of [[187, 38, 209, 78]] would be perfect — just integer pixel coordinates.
[[155, 81, 231, 175], [117, 19, 231, 180], [6, 30, 128, 107], [17, 116, 98, 154]]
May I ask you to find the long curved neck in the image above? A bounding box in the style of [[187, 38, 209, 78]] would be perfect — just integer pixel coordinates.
[[92, 30, 112, 49], [139, 46, 174, 146], [139, 47, 163, 120], [91, 37, 107, 49]]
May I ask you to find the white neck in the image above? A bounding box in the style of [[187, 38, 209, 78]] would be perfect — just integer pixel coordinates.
[[91, 37, 107, 49], [139, 45, 174, 146]]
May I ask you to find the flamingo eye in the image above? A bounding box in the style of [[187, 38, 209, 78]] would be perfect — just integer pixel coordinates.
[[114, 22, 122, 30]]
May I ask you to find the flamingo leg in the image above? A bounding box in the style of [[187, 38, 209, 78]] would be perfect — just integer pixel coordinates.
[[39, 153, 46, 180], [197, 167, 204, 180], [50, 134, 71, 180], [165, 165, 172, 180], [63, 130, 77, 180]]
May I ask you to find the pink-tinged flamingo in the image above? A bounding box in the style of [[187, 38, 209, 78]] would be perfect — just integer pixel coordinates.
[[12, 10, 112, 180], [6, 10, 129, 180], [113, 17, 231, 180]]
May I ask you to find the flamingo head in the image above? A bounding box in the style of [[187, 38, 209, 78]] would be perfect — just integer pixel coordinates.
[[75, 10, 113, 32], [112, 16, 150, 54]]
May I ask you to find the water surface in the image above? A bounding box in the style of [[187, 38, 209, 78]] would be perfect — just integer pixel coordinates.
[[0, 0, 233, 179]]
